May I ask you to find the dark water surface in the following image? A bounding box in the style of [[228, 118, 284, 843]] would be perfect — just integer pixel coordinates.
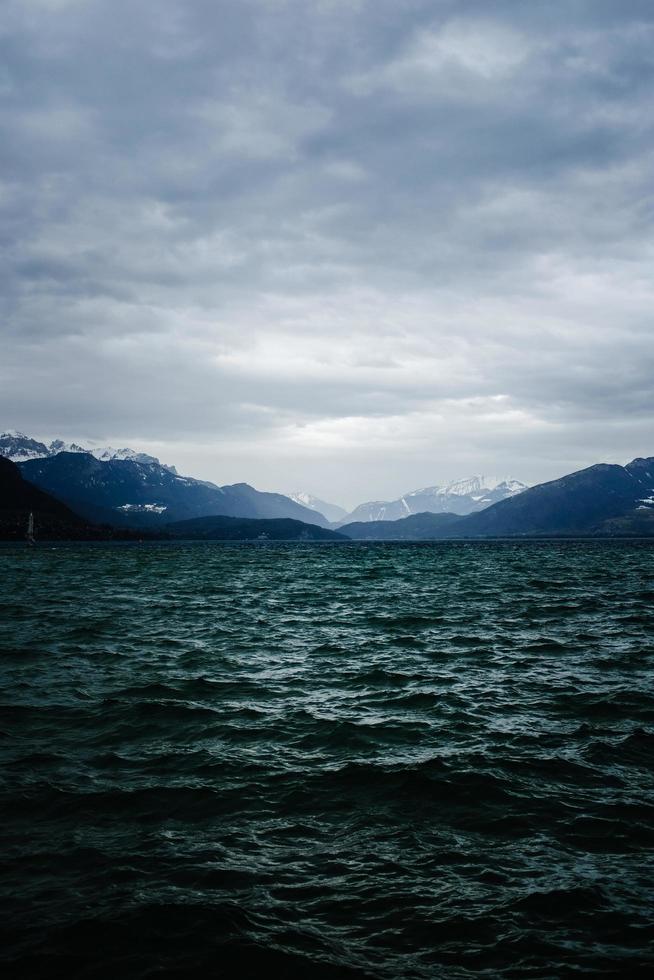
[[1, 541, 654, 979]]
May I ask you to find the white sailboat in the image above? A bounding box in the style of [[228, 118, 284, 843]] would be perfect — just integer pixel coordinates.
[[26, 511, 35, 545]]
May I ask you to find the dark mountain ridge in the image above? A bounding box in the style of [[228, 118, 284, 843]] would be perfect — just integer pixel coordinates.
[[0, 456, 79, 519], [340, 512, 460, 540], [450, 458, 654, 538]]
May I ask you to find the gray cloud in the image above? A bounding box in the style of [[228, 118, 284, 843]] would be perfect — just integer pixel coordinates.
[[2, 0, 653, 505]]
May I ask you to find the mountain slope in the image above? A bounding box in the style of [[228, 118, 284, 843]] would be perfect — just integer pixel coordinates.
[[0, 455, 85, 539], [0, 456, 80, 519], [339, 476, 527, 524], [19, 453, 330, 528], [448, 459, 654, 537], [214, 483, 331, 525]]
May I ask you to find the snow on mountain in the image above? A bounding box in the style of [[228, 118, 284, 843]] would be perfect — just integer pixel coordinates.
[[0, 432, 176, 472], [49, 439, 89, 455], [341, 500, 408, 523], [0, 432, 52, 461], [89, 446, 176, 471], [414, 476, 526, 498], [2, 434, 527, 526], [339, 476, 528, 524], [288, 492, 347, 524]]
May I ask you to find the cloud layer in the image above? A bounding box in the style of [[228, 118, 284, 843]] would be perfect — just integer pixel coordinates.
[[2, 0, 653, 505]]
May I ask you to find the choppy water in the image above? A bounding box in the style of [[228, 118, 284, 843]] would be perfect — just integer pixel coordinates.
[[1, 541, 654, 979]]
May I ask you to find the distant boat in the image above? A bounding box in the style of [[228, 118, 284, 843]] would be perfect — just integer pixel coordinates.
[[26, 511, 35, 545]]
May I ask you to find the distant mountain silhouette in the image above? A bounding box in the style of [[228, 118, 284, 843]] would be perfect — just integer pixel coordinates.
[[166, 515, 347, 541], [19, 452, 331, 527], [340, 512, 460, 540]]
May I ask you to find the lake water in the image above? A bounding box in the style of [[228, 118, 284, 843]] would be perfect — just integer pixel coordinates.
[[1, 541, 654, 978]]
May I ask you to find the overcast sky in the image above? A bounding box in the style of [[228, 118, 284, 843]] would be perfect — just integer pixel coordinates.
[[2, 0, 653, 506]]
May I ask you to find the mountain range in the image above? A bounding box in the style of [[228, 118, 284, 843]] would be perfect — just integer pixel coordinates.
[[0, 456, 346, 542], [1, 432, 653, 540], [17, 451, 331, 528], [337, 476, 527, 524], [1, 432, 337, 526], [0, 430, 173, 469], [340, 458, 654, 539], [0, 433, 528, 527]]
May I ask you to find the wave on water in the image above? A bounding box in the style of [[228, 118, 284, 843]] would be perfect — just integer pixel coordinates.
[[1, 540, 654, 978]]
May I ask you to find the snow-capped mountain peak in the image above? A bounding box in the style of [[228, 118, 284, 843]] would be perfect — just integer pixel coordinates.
[[288, 492, 313, 508], [0, 431, 51, 462], [339, 476, 529, 524], [88, 446, 174, 469], [287, 492, 347, 524], [49, 439, 88, 455], [0, 431, 176, 472], [408, 475, 526, 498]]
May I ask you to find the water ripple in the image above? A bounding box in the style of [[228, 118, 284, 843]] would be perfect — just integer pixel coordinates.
[[1, 540, 654, 978]]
